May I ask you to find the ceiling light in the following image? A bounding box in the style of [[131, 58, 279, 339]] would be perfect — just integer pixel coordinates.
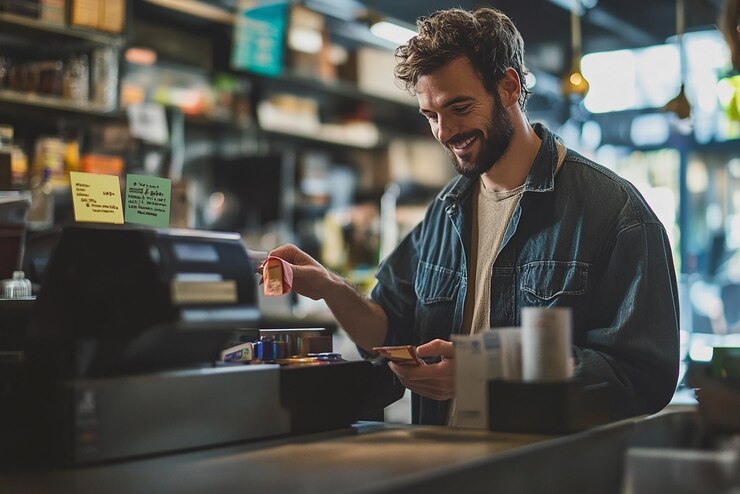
[[662, 0, 691, 120], [663, 84, 691, 119], [561, 1, 590, 99]]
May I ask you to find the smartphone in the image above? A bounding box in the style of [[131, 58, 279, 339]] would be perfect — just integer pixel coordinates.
[[372, 345, 422, 366]]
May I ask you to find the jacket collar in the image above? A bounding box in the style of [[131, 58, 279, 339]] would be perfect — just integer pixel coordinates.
[[437, 123, 560, 204]]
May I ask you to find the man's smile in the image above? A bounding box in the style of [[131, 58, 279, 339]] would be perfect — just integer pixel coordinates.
[[448, 134, 478, 156]]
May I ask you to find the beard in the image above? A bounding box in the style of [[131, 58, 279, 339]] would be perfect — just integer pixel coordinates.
[[446, 96, 514, 179]]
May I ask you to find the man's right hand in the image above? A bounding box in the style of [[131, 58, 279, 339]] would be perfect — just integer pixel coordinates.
[[265, 244, 389, 352], [266, 244, 336, 301]]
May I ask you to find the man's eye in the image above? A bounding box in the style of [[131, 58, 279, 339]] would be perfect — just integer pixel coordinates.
[[453, 106, 470, 113], [423, 114, 438, 122]]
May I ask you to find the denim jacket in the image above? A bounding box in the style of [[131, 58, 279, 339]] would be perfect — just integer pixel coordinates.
[[371, 124, 680, 425]]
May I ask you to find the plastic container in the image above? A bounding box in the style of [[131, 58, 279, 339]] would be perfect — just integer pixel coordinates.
[[2, 270, 32, 299]]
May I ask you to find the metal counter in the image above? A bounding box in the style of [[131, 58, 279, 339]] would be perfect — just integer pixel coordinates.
[[0, 408, 698, 494]]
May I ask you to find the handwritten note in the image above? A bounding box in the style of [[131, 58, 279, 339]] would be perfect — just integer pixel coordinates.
[[70, 171, 124, 224], [125, 174, 171, 227]]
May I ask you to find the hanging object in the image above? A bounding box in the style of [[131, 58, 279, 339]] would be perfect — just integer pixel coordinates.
[[719, 0, 739, 71], [664, 84, 692, 119], [662, 0, 692, 120], [561, 0, 590, 99]]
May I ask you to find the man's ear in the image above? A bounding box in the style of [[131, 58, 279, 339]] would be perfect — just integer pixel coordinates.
[[498, 67, 521, 109]]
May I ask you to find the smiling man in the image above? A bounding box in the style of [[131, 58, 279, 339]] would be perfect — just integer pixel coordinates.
[[268, 8, 680, 426]]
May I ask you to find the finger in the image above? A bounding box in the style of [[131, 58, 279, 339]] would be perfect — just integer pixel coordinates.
[[403, 382, 454, 401], [388, 363, 455, 400], [416, 339, 455, 359], [401, 379, 454, 394], [389, 360, 453, 382], [268, 244, 306, 264], [389, 373, 447, 397], [388, 361, 430, 380]]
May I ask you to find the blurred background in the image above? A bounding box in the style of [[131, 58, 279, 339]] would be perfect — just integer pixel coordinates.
[[1, 0, 739, 419]]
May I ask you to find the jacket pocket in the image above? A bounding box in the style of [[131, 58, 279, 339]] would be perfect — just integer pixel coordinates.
[[415, 261, 460, 304], [414, 261, 461, 342], [519, 261, 588, 301]]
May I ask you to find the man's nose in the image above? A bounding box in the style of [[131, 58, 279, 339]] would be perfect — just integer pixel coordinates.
[[435, 116, 458, 144]]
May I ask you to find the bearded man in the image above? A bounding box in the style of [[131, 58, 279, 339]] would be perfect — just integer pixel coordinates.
[[268, 8, 679, 426]]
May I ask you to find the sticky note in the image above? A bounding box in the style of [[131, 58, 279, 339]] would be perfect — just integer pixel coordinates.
[[70, 171, 124, 224], [125, 174, 171, 228]]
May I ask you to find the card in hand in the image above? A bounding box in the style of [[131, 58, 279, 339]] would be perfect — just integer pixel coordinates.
[[372, 345, 422, 366], [263, 258, 284, 296]]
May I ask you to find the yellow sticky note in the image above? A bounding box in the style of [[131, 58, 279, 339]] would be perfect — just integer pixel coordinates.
[[70, 171, 124, 224]]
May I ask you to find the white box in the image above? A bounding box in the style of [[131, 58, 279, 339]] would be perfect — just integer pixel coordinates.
[[451, 331, 504, 429]]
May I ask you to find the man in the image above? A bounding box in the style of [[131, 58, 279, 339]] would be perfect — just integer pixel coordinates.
[[268, 8, 679, 425]]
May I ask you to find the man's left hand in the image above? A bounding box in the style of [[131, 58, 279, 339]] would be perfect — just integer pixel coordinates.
[[388, 339, 455, 401]]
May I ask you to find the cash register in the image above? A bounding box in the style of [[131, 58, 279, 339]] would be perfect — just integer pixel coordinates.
[[0, 225, 401, 466]]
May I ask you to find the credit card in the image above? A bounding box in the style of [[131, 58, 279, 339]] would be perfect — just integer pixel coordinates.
[[372, 345, 422, 366]]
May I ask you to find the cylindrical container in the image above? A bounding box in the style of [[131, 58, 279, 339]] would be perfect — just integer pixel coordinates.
[[521, 307, 573, 382], [0, 124, 12, 191], [253, 340, 263, 361], [2, 271, 32, 299], [91, 47, 119, 111], [274, 340, 287, 360], [495, 327, 522, 381], [258, 337, 276, 361]]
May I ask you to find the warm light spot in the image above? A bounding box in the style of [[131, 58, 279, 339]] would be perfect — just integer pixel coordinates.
[[125, 47, 157, 65]]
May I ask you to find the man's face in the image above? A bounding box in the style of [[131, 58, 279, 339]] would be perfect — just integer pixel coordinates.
[[416, 57, 513, 178]]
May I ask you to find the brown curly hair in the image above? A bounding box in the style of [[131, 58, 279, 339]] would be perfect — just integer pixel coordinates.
[[394, 8, 531, 110]]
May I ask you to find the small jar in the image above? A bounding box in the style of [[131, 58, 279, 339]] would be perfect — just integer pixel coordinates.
[[2, 271, 32, 299]]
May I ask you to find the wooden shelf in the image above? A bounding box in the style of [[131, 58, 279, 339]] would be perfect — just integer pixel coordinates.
[[0, 90, 118, 116], [237, 69, 418, 112], [273, 71, 417, 109], [261, 126, 384, 150], [0, 12, 124, 46]]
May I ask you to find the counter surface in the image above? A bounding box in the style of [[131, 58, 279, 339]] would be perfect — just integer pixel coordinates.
[[0, 409, 697, 494]]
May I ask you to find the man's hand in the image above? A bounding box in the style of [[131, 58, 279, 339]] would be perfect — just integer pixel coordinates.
[[262, 244, 388, 351], [263, 244, 335, 300], [388, 339, 455, 401]]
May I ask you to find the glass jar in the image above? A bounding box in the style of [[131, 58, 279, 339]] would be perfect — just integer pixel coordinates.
[[2, 271, 32, 299]]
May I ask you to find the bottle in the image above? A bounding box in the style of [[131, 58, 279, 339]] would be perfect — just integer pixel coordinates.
[[91, 47, 119, 111], [27, 167, 54, 231], [11, 144, 29, 189], [63, 54, 89, 106], [0, 124, 13, 190]]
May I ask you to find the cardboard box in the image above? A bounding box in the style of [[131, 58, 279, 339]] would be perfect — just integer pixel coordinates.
[[3, 0, 41, 18], [40, 0, 65, 25], [69, 0, 98, 29], [99, 0, 124, 33]]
